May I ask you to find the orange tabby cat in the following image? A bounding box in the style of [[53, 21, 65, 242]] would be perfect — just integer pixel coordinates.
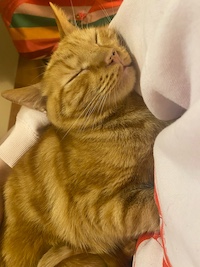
[[0, 3, 166, 267]]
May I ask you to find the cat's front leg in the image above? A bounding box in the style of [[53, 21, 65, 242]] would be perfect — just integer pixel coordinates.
[[122, 187, 160, 238]]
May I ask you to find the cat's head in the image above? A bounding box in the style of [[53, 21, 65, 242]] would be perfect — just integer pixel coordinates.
[[2, 3, 136, 131]]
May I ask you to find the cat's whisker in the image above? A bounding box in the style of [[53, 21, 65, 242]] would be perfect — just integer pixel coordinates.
[[99, 93, 108, 116], [32, 65, 46, 70], [78, 87, 111, 133], [61, 104, 90, 138], [86, 92, 108, 131], [113, 86, 119, 109], [30, 72, 45, 84], [70, 0, 78, 27], [61, 107, 89, 138], [62, 91, 104, 137], [108, 88, 113, 110], [85, 96, 101, 118], [78, 92, 104, 132], [98, 1, 112, 24], [90, 94, 106, 130], [83, 93, 102, 118], [96, 92, 106, 115]]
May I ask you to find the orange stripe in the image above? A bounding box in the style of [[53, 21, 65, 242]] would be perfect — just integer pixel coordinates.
[[9, 26, 60, 40], [13, 38, 58, 53]]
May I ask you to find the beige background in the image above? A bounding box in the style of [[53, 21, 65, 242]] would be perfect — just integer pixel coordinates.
[[0, 17, 19, 139]]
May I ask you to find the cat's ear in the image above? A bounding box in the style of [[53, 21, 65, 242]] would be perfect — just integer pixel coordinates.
[[1, 83, 47, 112], [50, 2, 76, 39]]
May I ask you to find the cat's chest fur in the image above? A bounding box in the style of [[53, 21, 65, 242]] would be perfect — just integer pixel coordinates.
[[36, 92, 153, 190]]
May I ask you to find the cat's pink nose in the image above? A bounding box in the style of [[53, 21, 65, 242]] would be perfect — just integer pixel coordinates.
[[105, 50, 121, 65]]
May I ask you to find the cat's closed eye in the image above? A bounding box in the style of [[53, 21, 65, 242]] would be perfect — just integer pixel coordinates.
[[67, 70, 83, 84], [95, 31, 98, 45]]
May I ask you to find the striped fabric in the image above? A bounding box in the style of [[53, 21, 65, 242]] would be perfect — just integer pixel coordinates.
[[0, 0, 123, 58]]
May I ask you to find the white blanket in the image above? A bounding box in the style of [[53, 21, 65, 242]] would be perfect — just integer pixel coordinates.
[[111, 0, 200, 266]]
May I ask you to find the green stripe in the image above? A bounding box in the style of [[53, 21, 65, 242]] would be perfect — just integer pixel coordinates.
[[90, 15, 115, 27], [10, 14, 57, 28], [10, 13, 115, 29], [75, 15, 115, 28]]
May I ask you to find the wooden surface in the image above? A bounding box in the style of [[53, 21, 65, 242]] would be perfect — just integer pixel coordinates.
[[8, 56, 45, 129]]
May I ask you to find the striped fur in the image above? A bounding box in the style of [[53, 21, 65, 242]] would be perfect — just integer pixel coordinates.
[[0, 4, 167, 267]]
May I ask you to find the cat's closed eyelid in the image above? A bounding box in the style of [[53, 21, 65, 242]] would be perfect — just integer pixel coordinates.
[[66, 68, 89, 84], [95, 31, 99, 45], [66, 70, 82, 84]]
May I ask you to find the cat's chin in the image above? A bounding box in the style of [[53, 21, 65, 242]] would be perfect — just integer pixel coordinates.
[[113, 65, 136, 102], [121, 64, 136, 86], [103, 62, 135, 99], [123, 65, 134, 75]]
